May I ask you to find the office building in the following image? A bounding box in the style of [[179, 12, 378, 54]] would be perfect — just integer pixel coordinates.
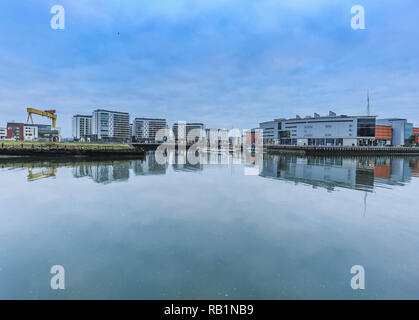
[[72, 115, 92, 142], [133, 118, 167, 143], [5, 122, 59, 142], [376, 118, 411, 146], [92, 109, 130, 142], [23, 125, 38, 141], [260, 112, 377, 146], [414, 128, 419, 144], [375, 124, 392, 146], [30, 124, 60, 142]]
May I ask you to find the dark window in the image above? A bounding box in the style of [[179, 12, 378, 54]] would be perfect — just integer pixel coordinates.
[[279, 131, 290, 138], [357, 118, 376, 137]]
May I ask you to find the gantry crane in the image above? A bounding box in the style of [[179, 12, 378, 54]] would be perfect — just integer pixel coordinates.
[[26, 108, 57, 128], [27, 167, 57, 182]]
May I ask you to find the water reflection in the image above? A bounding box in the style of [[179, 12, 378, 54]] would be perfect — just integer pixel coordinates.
[[0, 153, 418, 192], [258, 154, 419, 192], [1, 152, 419, 299]]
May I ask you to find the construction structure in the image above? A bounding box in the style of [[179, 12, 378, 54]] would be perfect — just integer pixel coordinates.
[[27, 108, 57, 128]]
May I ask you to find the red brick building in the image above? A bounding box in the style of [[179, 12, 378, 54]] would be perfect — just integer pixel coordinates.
[[6, 123, 24, 140]]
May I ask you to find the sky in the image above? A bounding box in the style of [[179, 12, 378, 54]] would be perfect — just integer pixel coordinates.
[[0, 0, 418, 137]]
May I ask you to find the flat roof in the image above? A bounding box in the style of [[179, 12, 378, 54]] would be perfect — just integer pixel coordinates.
[[378, 118, 407, 121], [134, 117, 166, 121], [173, 123, 204, 126], [93, 109, 129, 115], [73, 114, 92, 118], [283, 115, 377, 121]]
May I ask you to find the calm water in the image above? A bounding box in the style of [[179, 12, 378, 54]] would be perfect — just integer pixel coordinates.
[[0, 152, 418, 299]]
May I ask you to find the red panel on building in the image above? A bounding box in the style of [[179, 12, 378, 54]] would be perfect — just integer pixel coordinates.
[[375, 125, 392, 140], [414, 128, 419, 144]]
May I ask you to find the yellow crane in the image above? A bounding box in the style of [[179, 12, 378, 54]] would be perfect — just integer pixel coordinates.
[[27, 167, 57, 182], [26, 108, 57, 128]]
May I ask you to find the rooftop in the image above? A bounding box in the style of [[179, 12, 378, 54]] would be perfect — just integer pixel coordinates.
[[93, 109, 129, 115]]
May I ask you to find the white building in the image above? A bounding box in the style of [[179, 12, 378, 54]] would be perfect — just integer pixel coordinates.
[[23, 125, 39, 141], [133, 118, 167, 143], [73, 115, 92, 142], [0, 127, 6, 140], [92, 109, 130, 142], [260, 112, 377, 146]]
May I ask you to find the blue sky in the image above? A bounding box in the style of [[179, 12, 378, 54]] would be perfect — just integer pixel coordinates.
[[0, 0, 418, 137]]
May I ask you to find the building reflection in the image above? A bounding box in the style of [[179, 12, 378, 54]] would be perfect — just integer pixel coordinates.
[[258, 154, 419, 192], [171, 151, 204, 172], [73, 162, 130, 184], [132, 153, 167, 176], [0, 152, 417, 191]]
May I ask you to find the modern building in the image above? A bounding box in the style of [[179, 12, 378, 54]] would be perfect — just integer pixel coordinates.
[[23, 125, 38, 141], [414, 127, 419, 145], [72, 115, 92, 142], [376, 118, 411, 146], [133, 118, 167, 143], [405, 122, 414, 144], [0, 127, 7, 140], [92, 109, 130, 142], [172, 122, 205, 142], [5, 122, 59, 142], [375, 125, 392, 146], [260, 112, 377, 146], [29, 124, 60, 142]]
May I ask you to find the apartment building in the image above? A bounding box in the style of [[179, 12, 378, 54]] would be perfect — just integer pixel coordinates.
[[72, 115, 92, 142], [132, 118, 167, 143], [92, 109, 130, 142]]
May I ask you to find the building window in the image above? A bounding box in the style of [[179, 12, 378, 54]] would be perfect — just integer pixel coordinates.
[[357, 118, 376, 137]]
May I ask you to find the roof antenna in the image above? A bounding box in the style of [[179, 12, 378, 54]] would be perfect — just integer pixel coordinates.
[[367, 90, 370, 116]]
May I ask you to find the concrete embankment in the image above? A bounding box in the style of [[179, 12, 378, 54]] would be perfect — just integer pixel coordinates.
[[266, 145, 419, 156], [0, 143, 146, 157]]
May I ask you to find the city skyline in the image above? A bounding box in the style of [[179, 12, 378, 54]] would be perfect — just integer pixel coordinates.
[[1, 0, 419, 137]]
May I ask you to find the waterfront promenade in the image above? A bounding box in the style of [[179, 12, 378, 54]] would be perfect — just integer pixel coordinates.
[[0, 141, 145, 157], [266, 144, 419, 156]]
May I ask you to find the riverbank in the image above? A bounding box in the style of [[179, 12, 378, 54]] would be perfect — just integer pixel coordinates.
[[0, 141, 145, 157], [266, 144, 419, 156]]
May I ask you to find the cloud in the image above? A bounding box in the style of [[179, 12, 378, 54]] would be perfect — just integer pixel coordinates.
[[0, 0, 419, 136]]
